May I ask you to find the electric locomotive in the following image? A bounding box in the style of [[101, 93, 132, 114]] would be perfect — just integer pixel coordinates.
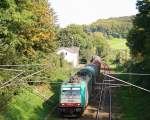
[[58, 56, 101, 116]]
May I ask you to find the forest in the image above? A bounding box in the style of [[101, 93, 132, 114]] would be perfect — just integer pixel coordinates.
[[87, 16, 133, 38], [0, 0, 150, 120]]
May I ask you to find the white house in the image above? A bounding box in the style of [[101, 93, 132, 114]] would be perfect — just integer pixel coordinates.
[[57, 47, 79, 68]]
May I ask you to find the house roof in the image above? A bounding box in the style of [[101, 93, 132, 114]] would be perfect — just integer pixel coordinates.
[[58, 47, 79, 54]]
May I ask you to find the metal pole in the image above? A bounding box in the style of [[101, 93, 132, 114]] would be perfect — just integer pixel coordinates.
[[109, 84, 112, 120]]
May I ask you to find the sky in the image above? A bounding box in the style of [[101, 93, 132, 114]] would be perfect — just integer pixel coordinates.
[[49, 0, 138, 27]]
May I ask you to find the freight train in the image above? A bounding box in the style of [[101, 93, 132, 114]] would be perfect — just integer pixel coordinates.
[[58, 56, 101, 116]]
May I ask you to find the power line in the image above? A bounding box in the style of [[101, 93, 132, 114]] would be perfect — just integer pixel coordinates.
[[109, 72, 150, 76], [19, 68, 47, 81], [0, 64, 50, 67], [0, 72, 25, 89], [22, 81, 62, 84], [0, 68, 48, 90], [0, 68, 24, 72], [104, 74, 150, 93]]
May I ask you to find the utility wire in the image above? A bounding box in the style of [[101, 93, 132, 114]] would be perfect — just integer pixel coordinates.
[[0, 71, 25, 89], [23, 81, 62, 84], [108, 72, 150, 76], [0, 68, 48, 90], [0, 64, 50, 67], [0, 68, 24, 72], [104, 74, 150, 93]]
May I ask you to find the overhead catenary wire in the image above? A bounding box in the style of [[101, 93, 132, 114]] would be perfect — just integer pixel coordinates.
[[104, 74, 150, 93], [0, 68, 48, 90], [22, 80, 63, 84], [95, 83, 131, 86], [108, 72, 150, 76], [0, 64, 50, 67], [0, 71, 25, 89], [0, 68, 24, 72], [95, 62, 112, 120], [19, 68, 47, 81]]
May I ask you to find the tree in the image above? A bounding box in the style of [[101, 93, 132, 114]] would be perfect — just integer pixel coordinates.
[[88, 16, 133, 39], [0, 0, 57, 112], [0, 0, 57, 65], [127, 0, 150, 88], [91, 32, 109, 59], [56, 24, 94, 60], [127, 0, 150, 60], [57, 24, 90, 48]]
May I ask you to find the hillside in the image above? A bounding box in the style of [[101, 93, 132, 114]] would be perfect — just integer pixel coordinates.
[[87, 16, 134, 38]]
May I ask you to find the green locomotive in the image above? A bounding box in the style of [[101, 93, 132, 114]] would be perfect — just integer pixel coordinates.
[[58, 56, 101, 116]]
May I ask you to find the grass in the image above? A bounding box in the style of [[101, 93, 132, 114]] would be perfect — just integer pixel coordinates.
[[114, 66, 150, 120], [0, 86, 55, 120], [108, 38, 129, 50], [118, 88, 150, 120], [0, 84, 61, 120], [0, 65, 74, 120], [106, 38, 150, 120], [107, 38, 130, 66]]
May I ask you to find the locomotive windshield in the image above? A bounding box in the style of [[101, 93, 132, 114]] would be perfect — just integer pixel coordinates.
[[62, 90, 80, 95], [61, 88, 80, 96]]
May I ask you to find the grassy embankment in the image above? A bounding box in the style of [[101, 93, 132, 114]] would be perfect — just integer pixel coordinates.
[[0, 66, 74, 120], [108, 38, 150, 120]]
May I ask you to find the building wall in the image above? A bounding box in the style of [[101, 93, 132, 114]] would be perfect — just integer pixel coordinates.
[[57, 49, 79, 67]]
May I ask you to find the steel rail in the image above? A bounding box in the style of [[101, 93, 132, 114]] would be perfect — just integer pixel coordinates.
[[96, 78, 105, 120], [108, 76, 112, 120]]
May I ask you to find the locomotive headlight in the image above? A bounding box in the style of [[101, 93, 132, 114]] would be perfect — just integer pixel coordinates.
[[61, 103, 64, 106], [77, 103, 81, 106]]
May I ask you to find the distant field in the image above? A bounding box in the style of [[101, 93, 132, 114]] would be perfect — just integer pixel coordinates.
[[108, 38, 129, 50]]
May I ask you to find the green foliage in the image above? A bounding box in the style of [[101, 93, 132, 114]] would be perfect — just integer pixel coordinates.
[[0, 87, 52, 120], [119, 88, 150, 120], [57, 24, 91, 48], [87, 16, 133, 39], [127, 0, 150, 88], [56, 24, 110, 61], [91, 32, 109, 58], [0, 0, 58, 118], [56, 24, 94, 60], [127, 0, 150, 58], [108, 38, 129, 50], [0, 0, 57, 65], [0, 56, 72, 119]]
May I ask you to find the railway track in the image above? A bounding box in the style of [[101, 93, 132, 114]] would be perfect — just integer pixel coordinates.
[[46, 62, 113, 120], [47, 74, 112, 120], [47, 100, 102, 120]]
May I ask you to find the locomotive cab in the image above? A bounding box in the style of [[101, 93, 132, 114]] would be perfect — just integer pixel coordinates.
[[58, 56, 101, 117], [58, 83, 84, 116]]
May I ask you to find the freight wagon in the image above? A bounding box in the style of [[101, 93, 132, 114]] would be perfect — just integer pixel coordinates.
[[58, 56, 101, 116]]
